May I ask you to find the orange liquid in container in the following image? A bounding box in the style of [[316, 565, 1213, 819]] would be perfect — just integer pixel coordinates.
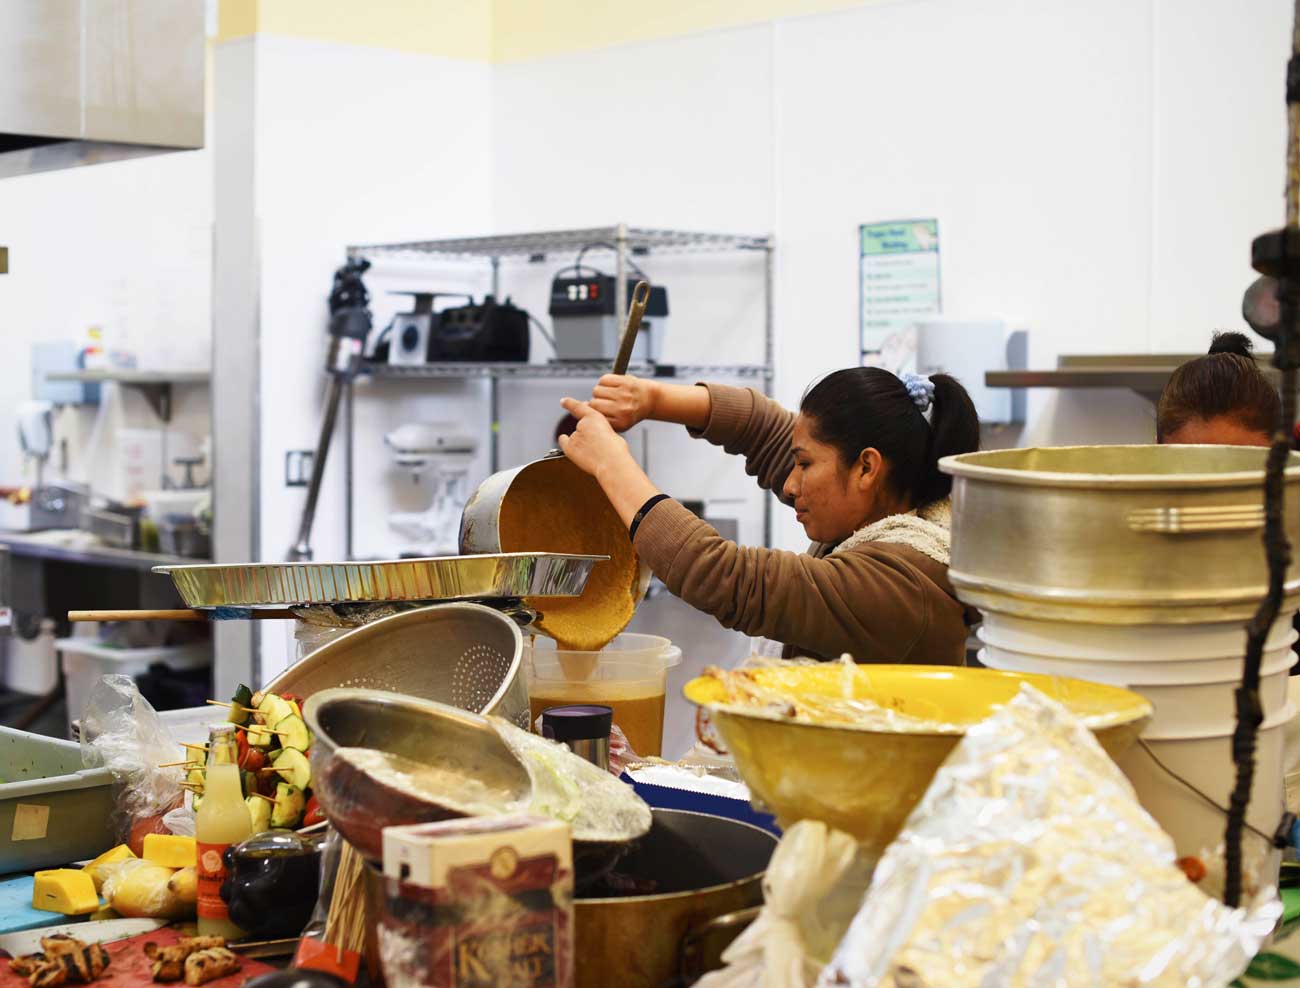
[[530, 683, 666, 757]]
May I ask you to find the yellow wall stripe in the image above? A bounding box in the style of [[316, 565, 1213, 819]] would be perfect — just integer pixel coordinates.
[[217, 0, 493, 61], [216, 0, 873, 63], [493, 0, 872, 63]]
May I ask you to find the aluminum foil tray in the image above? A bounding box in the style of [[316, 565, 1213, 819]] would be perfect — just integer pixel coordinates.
[[152, 552, 605, 609]]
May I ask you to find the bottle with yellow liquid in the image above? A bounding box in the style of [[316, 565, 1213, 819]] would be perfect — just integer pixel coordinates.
[[196, 724, 252, 939]]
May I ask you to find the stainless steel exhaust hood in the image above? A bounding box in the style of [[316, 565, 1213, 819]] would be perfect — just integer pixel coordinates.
[[0, 0, 205, 180]]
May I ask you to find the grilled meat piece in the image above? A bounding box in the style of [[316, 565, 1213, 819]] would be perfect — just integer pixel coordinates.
[[10, 955, 45, 977], [182, 948, 240, 987], [28, 961, 68, 988]]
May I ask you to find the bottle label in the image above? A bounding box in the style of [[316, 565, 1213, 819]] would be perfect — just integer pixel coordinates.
[[196, 841, 231, 921]]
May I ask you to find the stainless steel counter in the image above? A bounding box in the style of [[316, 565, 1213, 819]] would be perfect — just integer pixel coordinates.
[[0, 531, 200, 572]]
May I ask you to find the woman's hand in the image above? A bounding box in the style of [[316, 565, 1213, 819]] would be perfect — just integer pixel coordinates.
[[589, 374, 658, 432], [557, 397, 635, 478], [558, 398, 662, 526]]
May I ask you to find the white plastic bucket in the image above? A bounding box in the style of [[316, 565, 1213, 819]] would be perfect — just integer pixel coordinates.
[[979, 611, 1297, 662], [1115, 704, 1296, 872], [57, 639, 211, 738], [978, 642, 1294, 738]]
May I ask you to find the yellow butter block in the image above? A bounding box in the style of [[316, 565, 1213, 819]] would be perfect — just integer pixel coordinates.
[[142, 834, 197, 869], [33, 869, 100, 915], [83, 843, 136, 893]]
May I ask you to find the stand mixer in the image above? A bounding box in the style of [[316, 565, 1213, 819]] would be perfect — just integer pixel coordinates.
[[385, 423, 478, 557]]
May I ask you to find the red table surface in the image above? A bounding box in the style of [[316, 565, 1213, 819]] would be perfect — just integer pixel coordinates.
[[0, 927, 276, 988]]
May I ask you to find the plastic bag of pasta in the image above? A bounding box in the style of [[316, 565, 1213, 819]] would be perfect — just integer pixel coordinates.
[[294, 828, 365, 984]]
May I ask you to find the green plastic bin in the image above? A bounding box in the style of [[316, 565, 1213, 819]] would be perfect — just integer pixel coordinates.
[[0, 726, 115, 872]]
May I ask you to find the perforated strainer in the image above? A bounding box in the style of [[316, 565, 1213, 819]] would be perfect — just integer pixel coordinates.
[[264, 602, 529, 727]]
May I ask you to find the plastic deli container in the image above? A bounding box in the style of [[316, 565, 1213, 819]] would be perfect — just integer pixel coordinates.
[[524, 633, 682, 757], [0, 726, 115, 873]]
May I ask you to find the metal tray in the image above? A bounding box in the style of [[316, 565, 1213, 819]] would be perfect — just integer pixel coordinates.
[[153, 552, 605, 608]]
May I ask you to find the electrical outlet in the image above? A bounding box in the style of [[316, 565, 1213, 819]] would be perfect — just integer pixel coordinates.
[[285, 449, 313, 487]]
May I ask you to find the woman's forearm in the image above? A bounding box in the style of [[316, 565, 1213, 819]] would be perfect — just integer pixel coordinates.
[[649, 382, 711, 431], [595, 449, 663, 527]]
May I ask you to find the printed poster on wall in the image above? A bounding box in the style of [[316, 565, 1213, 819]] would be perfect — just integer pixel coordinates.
[[860, 219, 941, 375]]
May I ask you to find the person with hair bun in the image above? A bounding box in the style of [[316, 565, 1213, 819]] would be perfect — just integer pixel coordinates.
[[1156, 331, 1279, 446], [557, 369, 982, 664]]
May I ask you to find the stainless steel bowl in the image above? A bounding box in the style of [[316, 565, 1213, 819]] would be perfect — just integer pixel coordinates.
[[940, 444, 1300, 624], [304, 687, 650, 870], [304, 688, 532, 859]]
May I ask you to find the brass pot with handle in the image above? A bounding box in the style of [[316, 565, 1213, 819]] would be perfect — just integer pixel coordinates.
[[940, 444, 1300, 624]]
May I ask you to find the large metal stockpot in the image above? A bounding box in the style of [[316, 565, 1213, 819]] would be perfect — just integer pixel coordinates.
[[573, 809, 775, 988], [940, 444, 1300, 624]]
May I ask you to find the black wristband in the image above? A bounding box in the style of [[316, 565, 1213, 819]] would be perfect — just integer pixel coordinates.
[[629, 494, 672, 540]]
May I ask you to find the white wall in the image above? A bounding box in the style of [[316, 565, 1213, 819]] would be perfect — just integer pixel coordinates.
[[491, 0, 1293, 552], [0, 149, 212, 495], [244, 36, 495, 680]]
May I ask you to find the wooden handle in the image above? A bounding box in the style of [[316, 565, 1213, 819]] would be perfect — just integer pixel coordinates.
[[68, 608, 297, 622], [611, 280, 653, 376]]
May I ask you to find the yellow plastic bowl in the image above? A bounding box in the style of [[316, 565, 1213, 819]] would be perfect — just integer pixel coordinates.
[[683, 664, 1151, 852]]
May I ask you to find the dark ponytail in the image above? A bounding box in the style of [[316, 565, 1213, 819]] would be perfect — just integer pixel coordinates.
[[800, 367, 981, 507], [1156, 331, 1278, 441]]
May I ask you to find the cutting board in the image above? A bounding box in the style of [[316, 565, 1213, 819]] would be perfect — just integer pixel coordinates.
[[0, 927, 276, 988], [0, 877, 66, 934]]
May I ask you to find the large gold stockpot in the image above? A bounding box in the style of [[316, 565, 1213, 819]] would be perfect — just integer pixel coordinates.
[[940, 444, 1300, 624]]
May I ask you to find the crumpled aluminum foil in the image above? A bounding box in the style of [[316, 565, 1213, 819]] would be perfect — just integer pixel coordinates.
[[818, 686, 1282, 988]]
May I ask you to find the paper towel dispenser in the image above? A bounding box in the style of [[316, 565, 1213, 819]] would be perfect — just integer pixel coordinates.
[[915, 318, 1026, 425]]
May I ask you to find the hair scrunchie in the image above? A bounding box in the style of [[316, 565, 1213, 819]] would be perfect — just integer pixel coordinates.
[[900, 372, 935, 413]]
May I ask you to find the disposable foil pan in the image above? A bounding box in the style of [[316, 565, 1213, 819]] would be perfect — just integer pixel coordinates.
[[152, 552, 606, 609]]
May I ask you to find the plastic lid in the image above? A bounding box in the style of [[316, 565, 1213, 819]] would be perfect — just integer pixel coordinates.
[[541, 704, 613, 742]]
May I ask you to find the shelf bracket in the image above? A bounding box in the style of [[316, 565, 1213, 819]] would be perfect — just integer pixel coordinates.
[[131, 382, 173, 423]]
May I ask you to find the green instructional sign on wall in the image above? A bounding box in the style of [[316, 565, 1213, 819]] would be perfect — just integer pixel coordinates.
[[859, 219, 941, 372]]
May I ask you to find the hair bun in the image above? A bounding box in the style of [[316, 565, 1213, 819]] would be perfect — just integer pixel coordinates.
[[1208, 331, 1255, 358]]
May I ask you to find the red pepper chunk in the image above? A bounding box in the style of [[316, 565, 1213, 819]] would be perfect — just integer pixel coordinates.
[[303, 796, 325, 827]]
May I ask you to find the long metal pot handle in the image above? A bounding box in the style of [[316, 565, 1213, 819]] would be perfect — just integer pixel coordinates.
[[612, 280, 653, 376], [679, 905, 763, 984], [1127, 504, 1266, 534], [538, 280, 654, 461]]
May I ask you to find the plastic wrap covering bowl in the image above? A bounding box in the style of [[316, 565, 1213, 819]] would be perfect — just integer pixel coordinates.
[[684, 664, 1151, 855], [940, 444, 1300, 624], [264, 602, 529, 729], [304, 688, 651, 867]]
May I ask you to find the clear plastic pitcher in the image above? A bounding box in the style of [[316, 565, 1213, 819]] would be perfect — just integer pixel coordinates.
[[524, 633, 682, 757]]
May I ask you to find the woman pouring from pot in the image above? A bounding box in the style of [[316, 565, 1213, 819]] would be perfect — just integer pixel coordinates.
[[557, 369, 982, 664]]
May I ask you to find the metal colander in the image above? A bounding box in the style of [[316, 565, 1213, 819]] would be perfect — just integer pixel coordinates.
[[264, 602, 530, 728]]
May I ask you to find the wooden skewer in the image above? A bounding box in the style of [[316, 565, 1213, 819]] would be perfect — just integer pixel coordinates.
[[247, 792, 277, 803], [179, 783, 203, 791], [248, 730, 290, 738], [180, 742, 209, 751], [158, 761, 195, 769], [206, 700, 256, 714], [68, 608, 298, 623]]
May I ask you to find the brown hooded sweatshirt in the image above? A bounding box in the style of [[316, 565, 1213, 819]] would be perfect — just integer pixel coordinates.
[[631, 383, 973, 664]]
